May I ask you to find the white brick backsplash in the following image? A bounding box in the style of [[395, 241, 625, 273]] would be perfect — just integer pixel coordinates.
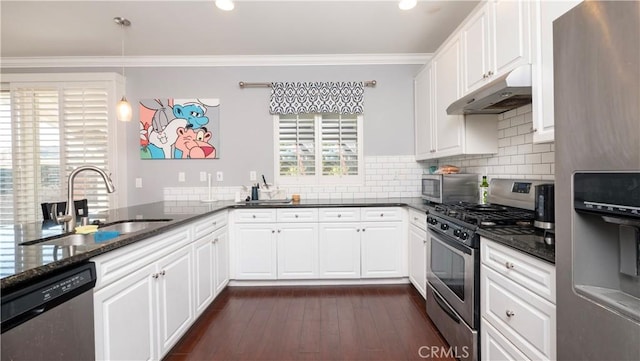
[[437, 104, 555, 181]]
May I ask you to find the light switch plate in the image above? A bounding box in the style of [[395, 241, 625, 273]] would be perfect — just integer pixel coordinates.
[[135, 178, 142, 188], [250, 171, 257, 181], [200, 171, 207, 182], [178, 172, 185, 182], [216, 171, 223, 182]]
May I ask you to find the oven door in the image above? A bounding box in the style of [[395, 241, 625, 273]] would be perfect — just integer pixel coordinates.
[[427, 227, 477, 328]]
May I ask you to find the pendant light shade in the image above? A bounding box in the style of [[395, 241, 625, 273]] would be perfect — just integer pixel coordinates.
[[117, 96, 132, 122], [399, 0, 417, 10], [114, 17, 132, 122], [215, 0, 234, 11]]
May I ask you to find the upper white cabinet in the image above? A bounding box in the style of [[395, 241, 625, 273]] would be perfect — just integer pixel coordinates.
[[531, 0, 582, 143], [415, 33, 498, 160], [462, 1, 531, 95], [414, 63, 433, 161]]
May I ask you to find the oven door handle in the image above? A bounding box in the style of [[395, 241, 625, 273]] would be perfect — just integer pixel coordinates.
[[432, 287, 461, 324]]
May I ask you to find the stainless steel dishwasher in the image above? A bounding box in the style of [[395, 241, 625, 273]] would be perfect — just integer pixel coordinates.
[[1, 262, 97, 361]]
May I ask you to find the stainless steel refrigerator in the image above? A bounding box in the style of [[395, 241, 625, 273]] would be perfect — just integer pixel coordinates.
[[555, 1, 640, 360]]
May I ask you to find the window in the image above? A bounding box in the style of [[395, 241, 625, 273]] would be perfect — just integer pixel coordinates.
[[275, 113, 363, 185], [0, 77, 118, 224]]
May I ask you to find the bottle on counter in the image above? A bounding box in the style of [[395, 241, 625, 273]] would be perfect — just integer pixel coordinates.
[[480, 176, 489, 204]]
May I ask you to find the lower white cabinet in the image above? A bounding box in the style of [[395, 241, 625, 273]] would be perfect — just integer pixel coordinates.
[[408, 223, 427, 298], [94, 263, 158, 361], [193, 235, 214, 316], [213, 226, 229, 294], [480, 237, 556, 361], [318, 222, 361, 278], [234, 223, 277, 280], [94, 243, 193, 361], [277, 223, 319, 279], [361, 221, 405, 278]]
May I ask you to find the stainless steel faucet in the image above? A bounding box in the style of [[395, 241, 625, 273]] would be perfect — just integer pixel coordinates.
[[55, 165, 116, 232]]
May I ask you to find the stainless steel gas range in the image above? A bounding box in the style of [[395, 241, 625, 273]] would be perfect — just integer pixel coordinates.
[[425, 179, 551, 361]]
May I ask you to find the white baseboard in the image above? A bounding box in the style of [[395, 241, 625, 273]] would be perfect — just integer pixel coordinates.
[[227, 277, 410, 287]]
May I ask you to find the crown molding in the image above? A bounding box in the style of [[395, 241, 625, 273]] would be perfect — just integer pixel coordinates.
[[0, 53, 432, 69]]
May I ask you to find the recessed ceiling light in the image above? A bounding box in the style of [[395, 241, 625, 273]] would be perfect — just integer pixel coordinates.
[[399, 0, 417, 11], [215, 0, 235, 11]]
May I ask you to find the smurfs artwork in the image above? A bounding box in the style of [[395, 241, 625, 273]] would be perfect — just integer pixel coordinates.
[[139, 98, 220, 159]]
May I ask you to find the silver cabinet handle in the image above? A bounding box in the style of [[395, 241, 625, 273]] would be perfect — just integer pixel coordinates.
[[252, 215, 256, 218], [362, 228, 366, 232], [482, 73, 488, 79], [295, 214, 299, 218], [277, 229, 281, 233], [357, 229, 360, 232], [214, 238, 219, 243], [423, 239, 427, 244], [152, 273, 159, 279], [213, 221, 217, 226], [338, 214, 342, 218], [505, 310, 515, 318], [272, 230, 275, 233], [414, 217, 418, 221], [488, 70, 494, 76], [505, 261, 514, 269], [380, 213, 384, 217]]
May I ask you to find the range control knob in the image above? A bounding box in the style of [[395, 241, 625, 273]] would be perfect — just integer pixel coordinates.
[[453, 229, 461, 237], [461, 232, 469, 240], [427, 216, 438, 225], [440, 223, 449, 231]]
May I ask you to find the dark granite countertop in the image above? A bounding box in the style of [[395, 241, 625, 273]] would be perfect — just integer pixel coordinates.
[[1, 198, 430, 292], [476, 228, 556, 264]]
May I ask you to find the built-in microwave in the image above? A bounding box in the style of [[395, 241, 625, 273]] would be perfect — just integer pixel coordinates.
[[422, 174, 479, 204]]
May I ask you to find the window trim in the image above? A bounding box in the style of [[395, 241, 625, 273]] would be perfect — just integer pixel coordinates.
[[273, 113, 364, 186], [1, 73, 128, 217]]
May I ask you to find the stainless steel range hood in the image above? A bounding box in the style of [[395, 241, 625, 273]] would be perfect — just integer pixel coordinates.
[[447, 65, 532, 115]]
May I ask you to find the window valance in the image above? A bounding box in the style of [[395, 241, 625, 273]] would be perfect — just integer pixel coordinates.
[[269, 81, 364, 115]]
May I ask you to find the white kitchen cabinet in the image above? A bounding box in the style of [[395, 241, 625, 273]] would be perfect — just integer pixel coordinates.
[[193, 235, 214, 316], [156, 246, 194, 356], [414, 62, 434, 161], [482, 318, 531, 361], [213, 226, 229, 295], [480, 237, 556, 361], [276, 222, 319, 279], [462, 1, 531, 95], [361, 221, 405, 278], [408, 210, 428, 298], [531, 0, 582, 143], [234, 223, 277, 280], [318, 222, 361, 279], [94, 263, 158, 361]]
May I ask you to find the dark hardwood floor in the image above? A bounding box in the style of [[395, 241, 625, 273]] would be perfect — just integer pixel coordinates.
[[165, 284, 453, 361]]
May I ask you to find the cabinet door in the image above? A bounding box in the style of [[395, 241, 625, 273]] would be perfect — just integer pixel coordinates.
[[213, 226, 229, 295], [415, 62, 434, 160], [318, 222, 361, 279], [94, 263, 157, 361], [408, 224, 427, 298], [277, 223, 319, 279], [481, 319, 531, 361], [361, 222, 405, 278], [462, 4, 491, 94], [193, 235, 214, 316], [433, 35, 464, 156], [492, 0, 531, 76], [235, 223, 277, 280], [157, 246, 194, 357]]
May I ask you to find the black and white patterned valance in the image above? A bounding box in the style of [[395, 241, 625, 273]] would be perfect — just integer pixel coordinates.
[[269, 81, 364, 115]]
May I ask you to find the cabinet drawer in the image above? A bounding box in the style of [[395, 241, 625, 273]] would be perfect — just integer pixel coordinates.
[[233, 209, 277, 223], [318, 208, 360, 222], [277, 208, 318, 223], [361, 207, 404, 222], [481, 265, 556, 361], [408, 209, 427, 230], [481, 237, 555, 303], [193, 211, 228, 240], [93, 226, 191, 290], [481, 319, 531, 361]]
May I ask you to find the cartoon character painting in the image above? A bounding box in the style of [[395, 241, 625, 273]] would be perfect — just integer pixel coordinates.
[[139, 98, 220, 159]]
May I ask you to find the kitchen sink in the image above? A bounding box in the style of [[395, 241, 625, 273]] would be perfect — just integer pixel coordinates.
[[37, 234, 91, 247], [98, 219, 172, 234], [239, 199, 292, 205]]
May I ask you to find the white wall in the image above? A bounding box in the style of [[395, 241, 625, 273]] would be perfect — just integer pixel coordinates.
[[123, 64, 421, 204]]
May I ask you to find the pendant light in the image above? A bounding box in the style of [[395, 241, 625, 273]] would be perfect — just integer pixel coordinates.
[[215, 0, 235, 11], [399, 0, 417, 10], [114, 17, 132, 122]]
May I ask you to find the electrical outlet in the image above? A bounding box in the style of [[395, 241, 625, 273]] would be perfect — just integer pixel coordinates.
[[216, 171, 223, 182], [250, 171, 257, 181], [200, 171, 207, 182], [135, 178, 142, 188], [178, 172, 185, 182]]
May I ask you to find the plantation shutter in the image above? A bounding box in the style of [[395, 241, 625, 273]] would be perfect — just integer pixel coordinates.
[[0, 89, 13, 223], [1, 82, 111, 224], [321, 114, 359, 177], [278, 114, 316, 177]]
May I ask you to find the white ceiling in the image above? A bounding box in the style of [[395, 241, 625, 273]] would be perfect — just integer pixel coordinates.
[[1, 0, 479, 62]]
